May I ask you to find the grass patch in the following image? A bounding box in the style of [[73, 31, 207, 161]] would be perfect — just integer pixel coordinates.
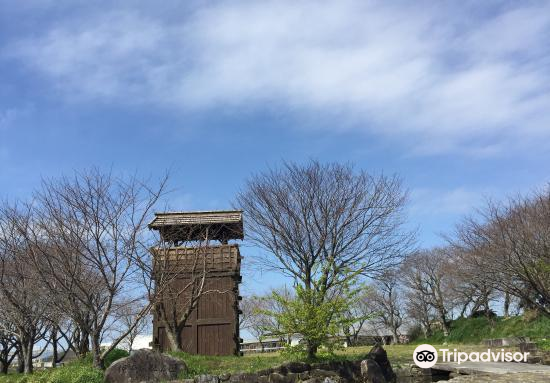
[[170, 349, 371, 378], [0, 349, 128, 383], [170, 343, 501, 377], [412, 314, 550, 345]]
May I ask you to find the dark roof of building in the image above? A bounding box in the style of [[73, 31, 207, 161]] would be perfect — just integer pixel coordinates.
[[148, 210, 244, 242], [148, 210, 242, 228]]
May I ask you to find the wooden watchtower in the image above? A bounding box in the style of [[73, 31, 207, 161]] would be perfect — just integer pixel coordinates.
[[149, 210, 243, 356]]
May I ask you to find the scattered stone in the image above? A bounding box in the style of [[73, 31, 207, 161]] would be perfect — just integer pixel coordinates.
[[229, 372, 259, 383], [256, 368, 274, 376], [286, 372, 298, 383], [309, 369, 339, 378], [368, 345, 396, 383], [268, 372, 287, 383], [219, 373, 232, 381], [281, 361, 310, 373], [360, 359, 386, 383], [104, 349, 187, 383], [520, 342, 539, 354], [196, 374, 220, 383], [527, 355, 543, 364]]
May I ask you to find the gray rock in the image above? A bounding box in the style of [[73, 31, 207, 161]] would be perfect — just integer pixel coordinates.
[[281, 362, 310, 373], [285, 372, 298, 383], [229, 372, 260, 383], [309, 369, 339, 378], [301, 378, 323, 383], [256, 368, 274, 376], [368, 345, 396, 383], [360, 359, 386, 383], [268, 372, 288, 383], [220, 373, 232, 381], [196, 374, 220, 383], [104, 349, 187, 383]]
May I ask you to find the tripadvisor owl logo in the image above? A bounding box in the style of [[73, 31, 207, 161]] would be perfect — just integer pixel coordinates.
[[413, 344, 438, 368], [413, 344, 530, 368]]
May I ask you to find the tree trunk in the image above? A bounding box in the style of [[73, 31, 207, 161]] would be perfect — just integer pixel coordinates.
[[51, 328, 58, 368], [504, 293, 510, 318], [77, 327, 90, 357], [91, 333, 104, 370], [1, 360, 8, 374], [165, 328, 182, 352], [306, 342, 317, 359], [21, 338, 33, 375], [391, 329, 399, 345], [440, 315, 450, 337], [17, 350, 24, 374], [426, 325, 432, 337]]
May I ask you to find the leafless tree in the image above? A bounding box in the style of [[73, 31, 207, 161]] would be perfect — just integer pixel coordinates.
[[404, 289, 434, 338], [452, 188, 550, 317], [440, 246, 498, 323], [342, 290, 374, 346], [235, 161, 413, 356], [17, 169, 168, 369], [0, 204, 54, 374], [115, 306, 151, 353], [370, 270, 404, 344], [0, 302, 19, 374], [240, 295, 272, 352], [403, 249, 456, 337]]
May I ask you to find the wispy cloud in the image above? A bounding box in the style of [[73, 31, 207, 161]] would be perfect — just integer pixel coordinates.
[[410, 187, 483, 217], [6, 1, 550, 154]]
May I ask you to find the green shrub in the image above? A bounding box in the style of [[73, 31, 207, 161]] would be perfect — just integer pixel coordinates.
[[104, 348, 129, 368]]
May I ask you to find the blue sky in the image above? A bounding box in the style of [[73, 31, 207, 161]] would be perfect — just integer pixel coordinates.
[[1, 0, 550, 296]]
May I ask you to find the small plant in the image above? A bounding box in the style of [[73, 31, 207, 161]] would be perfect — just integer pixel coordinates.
[[260, 278, 366, 359]]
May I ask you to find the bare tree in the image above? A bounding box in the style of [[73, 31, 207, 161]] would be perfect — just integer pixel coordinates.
[[404, 289, 434, 338], [17, 169, 168, 369], [240, 295, 272, 352], [342, 290, 374, 346], [452, 188, 550, 317], [236, 161, 413, 357], [0, 204, 54, 374], [370, 270, 404, 344], [0, 303, 19, 374], [115, 306, 150, 353], [403, 249, 455, 337]]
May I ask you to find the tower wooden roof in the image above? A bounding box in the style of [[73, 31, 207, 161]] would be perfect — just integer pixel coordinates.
[[148, 210, 244, 242]]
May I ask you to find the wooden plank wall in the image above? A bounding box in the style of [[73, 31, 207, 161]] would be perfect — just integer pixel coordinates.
[[152, 244, 241, 356]]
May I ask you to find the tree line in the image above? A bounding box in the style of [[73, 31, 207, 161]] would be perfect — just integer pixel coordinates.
[[1, 161, 548, 373], [238, 163, 549, 353]]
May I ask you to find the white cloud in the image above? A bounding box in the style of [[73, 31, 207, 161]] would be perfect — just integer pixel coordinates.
[[410, 187, 482, 216], [6, 1, 550, 154]]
